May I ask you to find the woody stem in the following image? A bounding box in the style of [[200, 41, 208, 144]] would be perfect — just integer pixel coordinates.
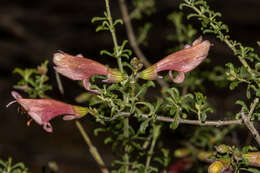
[[75, 120, 109, 173], [105, 0, 129, 172]]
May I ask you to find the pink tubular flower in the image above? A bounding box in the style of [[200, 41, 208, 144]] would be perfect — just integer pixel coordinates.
[[53, 51, 125, 94], [6, 91, 88, 133], [139, 36, 211, 83]]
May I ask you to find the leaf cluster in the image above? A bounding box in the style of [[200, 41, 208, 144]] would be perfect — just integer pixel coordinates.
[[13, 61, 52, 98], [0, 158, 29, 173]]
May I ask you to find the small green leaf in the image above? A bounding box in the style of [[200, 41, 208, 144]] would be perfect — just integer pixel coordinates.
[[113, 19, 123, 26], [100, 50, 113, 57], [255, 63, 260, 70], [91, 17, 107, 23], [96, 25, 109, 32], [229, 81, 240, 90], [13, 68, 25, 77], [242, 145, 258, 153], [236, 100, 248, 111], [170, 112, 179, 130], [94, 128, 106, 136], [104, 137, 113, 144], [135, 101, 154, 116], [139, 119, 151, 134], [246, 85, 251, 99]]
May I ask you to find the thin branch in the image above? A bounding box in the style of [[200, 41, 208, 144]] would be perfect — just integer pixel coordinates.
[[105, 0, 123, 73], [116, 112, 243, 126], [248, 98, 259, 118], [144, 125, 160, 173], [157, 115, 242, 126], [105, 1, 129, 172], [75, 120, 109, 173], [241, 98, 260, 146], [55, 71, 64, 95], [190, 5, 256, 79], [118, 0, 169, 88]]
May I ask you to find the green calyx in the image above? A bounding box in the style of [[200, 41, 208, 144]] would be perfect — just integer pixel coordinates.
[[138, 64, 158, 80], [72, 105, 88, 118], [107, 68, 126, 82]]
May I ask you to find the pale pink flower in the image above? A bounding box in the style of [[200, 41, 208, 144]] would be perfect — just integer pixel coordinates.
[[6, 91, 88, 132], [139, 36, 211, 83], [53, 52, 125, 94]]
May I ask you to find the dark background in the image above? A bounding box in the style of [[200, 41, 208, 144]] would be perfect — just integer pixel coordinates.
[[0, 0, 260, 172]]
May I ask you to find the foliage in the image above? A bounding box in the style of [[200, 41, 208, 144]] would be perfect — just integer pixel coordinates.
[[0, 158, 29, 173], [8, 0, 260, 172], [13, 60, 52, 98]]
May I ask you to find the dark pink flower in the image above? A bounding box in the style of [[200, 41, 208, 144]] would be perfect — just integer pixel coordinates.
[[139, 36, 211, 83], [53, 52, 125, 94], [6, 91, 88, 133]]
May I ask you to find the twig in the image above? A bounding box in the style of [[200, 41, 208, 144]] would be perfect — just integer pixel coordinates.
[[76, 120, 109, 173], [132, 113, 243, 126], [55, 71, 64, 95], [105, 1, 129, 171], [189, 5, 256, 79], [248, 98, 259, 118], [123, 118, 130, 173], [113, 112, 243, 126], [144, 125, 160, 173], [105, 0, 123, 73], [241, 98, 260, 146], [142, 134, 152, 149], [118, 0, 169, 88]]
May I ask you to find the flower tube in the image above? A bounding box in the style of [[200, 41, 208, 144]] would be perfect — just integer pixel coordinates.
[[139, 36, 211, 83], [53, 51, 125, 94], [6, 91, 88, 132]]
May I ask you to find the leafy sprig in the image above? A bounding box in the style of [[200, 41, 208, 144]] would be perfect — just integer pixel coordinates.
[[0, 158, 29, 173], [13, 60, 52, 98]]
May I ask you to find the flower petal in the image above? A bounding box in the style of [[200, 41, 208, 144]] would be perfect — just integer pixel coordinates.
[[184, 44, 191, 48], [6, 100, 17, 108], [54, 66, 85, 80], [192, 36, 203, 46], [169, 71, 185, 83], [43, 122, 53, 133], [11, 91, 22, 99], [62, 115, 77, 120], [83, 79, 100, 94], [28, 111, 43, 125]]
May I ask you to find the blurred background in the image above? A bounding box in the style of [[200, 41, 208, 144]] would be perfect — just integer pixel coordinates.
[[0, 0, 260, 172]]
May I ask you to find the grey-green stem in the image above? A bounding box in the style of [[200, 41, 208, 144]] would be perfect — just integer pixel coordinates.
[[105, 0, 123, 73], [104, 0, 129, 172]]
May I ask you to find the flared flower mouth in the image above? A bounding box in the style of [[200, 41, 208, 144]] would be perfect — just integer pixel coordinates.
[[6, 91, 44, 128], [7, 91, 88, 133]]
